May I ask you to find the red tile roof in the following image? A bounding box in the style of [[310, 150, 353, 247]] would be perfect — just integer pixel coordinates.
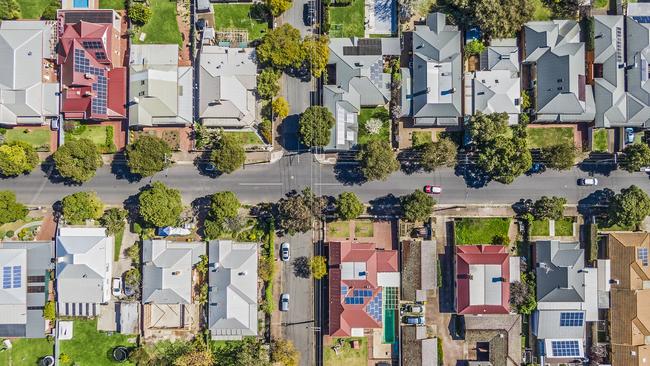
[[328, 241, 398, 336], [456, 245, 510, 315]]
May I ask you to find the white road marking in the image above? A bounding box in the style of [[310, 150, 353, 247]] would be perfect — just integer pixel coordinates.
[[238, 182, 283, 186]]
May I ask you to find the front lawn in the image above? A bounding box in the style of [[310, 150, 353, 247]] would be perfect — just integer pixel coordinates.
[[328, 221, 350, 238], [214, 4, 269, 42], [0, 338, 53, 366], [329, 0, 365, 38], [324, 337, 368, 366], [99, 0, 125, 9], [530, 219, 549, 236], [412, 131, 432, 147], [455, 218, 511, 245], [354, 220, 373, 237], [592, 128, 609, 152], [2, 127, 50, 151], [527, 127, 574, 149], [64, 123, 116, 153], [17, 0, 49, 19], [59, 319, 134, 366], [555, 217, 575, 236], [223, 131, 264, 146], [133, 0, 183, 47], [358, 107, 390, 145]]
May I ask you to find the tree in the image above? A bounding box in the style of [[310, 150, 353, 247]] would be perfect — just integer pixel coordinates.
[[173, 338, 214, 366], [532, 196, 566, 221], [298, 106, 335, 147], [0, 0, 21, 20], [257, 69, 281, 100], [464, 39, 486, 59], [0, 191, 27, 225], [622, 143, 650, 172], [607, 185, 650, 229], [211, 133, 245, 174], [358, 139, 399, 181], [213, 337, 271, 365], [41, 0, 58, 19], [336, 192, 364, 220], [127, 135, 172, 177], [540, 142, 577, 171], [303, 35, 330, 78], [272, 97, 290, 121], [138, 182, 183, 228], [257, 24, 305, 70], [266, 0, 292, 16], [129, 3, 152, 25], [53, 138, 102, 183], [276, 188, 326, 234], [99, 208, 127, 236], [510, 273, 536, 315], [210, 191, 240, 220], [61, 191, 104, 224], [441, 0, 533, 39], [271, 339, 300, 366], [0, 141, 39, 176], [419, 138, 457, 172], [491, 233, 509, 245], [468, 112, 509, 147], [43, 300, 56, 321], [400, 190, 435, 222], [478, 135, 532, 184], [544, 0, 580, 18], [310, 256, 327, 279], [587, 344, 607, 366]]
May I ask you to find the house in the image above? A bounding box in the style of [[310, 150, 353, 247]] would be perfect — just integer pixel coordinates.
[[606, 232, 650, 366], [402, 12, 462, 126], [0, 241, 53, 338], [57, 10, 126, 120], [61, 0, 99, 9], [323, 37, 400, 150], [523, 20, 595, 122], [0, 21, 59, 127], [56, 227, 113, 317], [128, 44, 193, 128], [464, 314, 522, 366], [464, 39, 521, 124], [455, 245, 519, 315], [207, 240, 258, 340], [328, 241, 400, 337], [198, 45, 257, 129], [532, 240, 599, 362], [623, 5, 650, 126]]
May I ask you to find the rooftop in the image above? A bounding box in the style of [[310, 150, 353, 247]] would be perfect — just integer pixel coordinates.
[[456, 245, 511, 315]]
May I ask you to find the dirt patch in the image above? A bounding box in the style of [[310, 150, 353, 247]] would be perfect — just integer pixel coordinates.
[[176, 0, 192, 66], [401, 240, 421, 301]]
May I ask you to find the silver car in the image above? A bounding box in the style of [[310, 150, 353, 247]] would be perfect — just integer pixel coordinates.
[[280, 242, 290, 261], [280, 293, 290, 311]]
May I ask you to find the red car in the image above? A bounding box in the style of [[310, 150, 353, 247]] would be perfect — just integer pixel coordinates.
[[423, 185, 442, 194]]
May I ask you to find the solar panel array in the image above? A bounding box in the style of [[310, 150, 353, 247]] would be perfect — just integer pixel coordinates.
[[365, 291, 382, 323], [633, 16, 650, 24], [82, 40, 102, 49], [551, 340, 580, 357], [95, 51, 107, 60], [369, 59, 383, 89], [73, 49, 108, 115], [344, 289, 373, 304], [3, 266, 22, 289], [341, 285, 348, 296], [559, 312, 584, 327], [639, 248, 649, 266]]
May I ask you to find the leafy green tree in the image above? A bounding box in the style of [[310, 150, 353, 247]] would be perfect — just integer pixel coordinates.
[[99, 208, 127, 236], [0, 0, 21, 20], [400, 190, 435, 222], [41, 0, 58, 20], [129, 3, 152, 25], [298, 106, 335, 147], [622, 143, 650, 173], [43, 300, 56, 321], [272, 97, 290, 121], [478, 136, 532, 184], [419, 138, 457, 172], [468, 112, 509, 146], [607, 185, 650, 229], [336, 192, 364, 220], [309, 256, 327, 279], [210, 191, 240, 220], [127, 135, 172, 177], [257, 69, 281, 100], [257, 24, 305, 70], [138, 182, 183, 228], [0, 191, 27, 225], [271, 339, 300, 366], [491, 233, 509, 245], [358, 139, 399, 181], [464, 39, 486, 59], [0, 141, 39, 176], [441, 0, 533, 38], [303, 35, 330, 78], [53, 138, 102, 183], [510, 273, 536, 315], [277, 188, 326, 234], [213, 337, 271, 365], [172, 337, 214, 366], [211, 133, 245, 174], [266, 0, 292, 16], [532, 196, 566, 221], [541, 142, 577, 171], [61, 191, 104, 224], [544, 0, 579, 18]]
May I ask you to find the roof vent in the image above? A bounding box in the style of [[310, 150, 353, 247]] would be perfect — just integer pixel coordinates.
[[238, 271, 248, 276], [172, 271, 181, 276]]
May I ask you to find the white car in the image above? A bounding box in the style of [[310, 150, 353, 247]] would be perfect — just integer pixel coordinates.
[[640, 167, 650, 173], [579, 178, 598, 186], [111, 277, 122, 297], [280, 293, 290, 311], [280, 242, 290, 261]]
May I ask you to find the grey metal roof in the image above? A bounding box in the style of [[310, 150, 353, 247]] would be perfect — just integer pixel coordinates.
[[534, 310, 585, 340], [535, 240, 585, 303], [624, 15, 650, 126]]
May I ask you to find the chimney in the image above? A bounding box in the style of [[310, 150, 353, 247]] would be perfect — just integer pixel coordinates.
[[172, 271, 180, 276], [238, 271, 248, 276]]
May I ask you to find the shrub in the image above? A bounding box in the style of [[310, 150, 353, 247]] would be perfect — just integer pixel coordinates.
[[43, 300, 56, 321], [41, 0, 58, 20], [5, 230, 14, 238], [309, 256, 327, 279], [259, 119, 273, 144], [129, 3, 152, 26]]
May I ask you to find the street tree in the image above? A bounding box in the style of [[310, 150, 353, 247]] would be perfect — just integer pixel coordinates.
[[257, 24, 304, 70], [266, 0, 292, 16], [303, 35, 330, 78], [272, 97, 290, 121], [607, 185, 650, 230], [298, 106, 335, 147], [211, 133, 245, 174], [210, 191, 241, 221], [99, 208, 127, 236], [0, 141, 39, 176], [0, 190, 27, 225], [310, 256, 327, 279], [271, 339, 300, 366], [419, 138, 457, 172], [257, 69, 281, 100], [468, 112, 509, 146], [400, 190, 435, 222], [532, 196, 566, 221], [336, 192, 365, 220], [127, 135, 172, 177], [61, 191, 104, 224], [138, 182, 183, 228], [213, 337, 271, 365], [276, 188, 326, 234], [477, 135, 532, 184], [541, 142, 577, 171], [53, 138, 102, 183], [622, 143, 650, 172], [358, 139, 399, 181]]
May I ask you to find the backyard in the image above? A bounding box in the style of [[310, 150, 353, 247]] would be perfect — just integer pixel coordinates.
[[530, 217, 575, 237], [132, 0, 183, 46], [328, 221, 350, 238], [455, 217, 511, 245], [592, 128, 609, 152], [214, 4, 269, 42], [526, 127, 574, 149], [64, 122, 116, 153], [355, 220, 373, 237], [329, 0, 365, 38], [99, 0, 124, 9], [59, 319, 135, 366], [323, 337, 368, 366], [2, 127, 50, 151], [0, 338, 53, 366], [358, 107, 390, 145], [16, 0, 49, 19]]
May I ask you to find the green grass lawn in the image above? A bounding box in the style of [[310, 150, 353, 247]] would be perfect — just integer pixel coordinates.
[[531, 0, 552, 20], [455, 218, 511, 245], [358, 107, 390, 145], [329, 0, 365, 38], [328, 221, 350, 238], [133, 0, 183, 47], [527, 127, 574, 149], [99, 0, 125, 9], [592, 128, 609, 152], [3, 127, 50, 151], [59, 319, 134, 366], [223, 131, 263, 145], [17, 0, 49, 19], [530, 219, 549, 236], [214, 4, 269, 41], [354, 220, 373, 237], [0, 338, 53, 366], [324, 337, 368, 366], [555, 217, 575, 236], [412, 131, 432, 147], [65, 125, 108, 147]]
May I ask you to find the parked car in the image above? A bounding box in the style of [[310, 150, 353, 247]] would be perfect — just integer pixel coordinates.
[[403, 316, 425, 325], [406, 304, 424, 313], [423, 185, 442, 194], [204, 162, 216, 172], [304, 0, 316, 26], [280, 293, 290, 311], [626, 128, 635, 144], [527, 162, 545, 174], [640, 167, 650, 173], [578, 178, 598, 186], [280, 242, 291, 261], [111, 277, 122, 297]]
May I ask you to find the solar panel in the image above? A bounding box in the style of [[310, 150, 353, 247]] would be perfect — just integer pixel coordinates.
[[341, 285, 348, 295], [365, 291, 383, 323], [12, 266, 21, 288], [559, 312, 584, 327], [82, 41, 103, 49], [63, 10, 114, 25], [2, 267, 11, 289], [95, 51, 107, 60], [551, 340, 581, 357], [638, 248, 648, 266], [633, 16, 650, 24], [342, 38, 382, 56]]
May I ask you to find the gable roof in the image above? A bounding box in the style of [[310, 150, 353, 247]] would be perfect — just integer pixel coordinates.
[[624, 11, 650, 126], [208, 240, 258, 339], [456, 245, 510, 315], [535, 240, 585, 303], [142, 239, 204, 304]]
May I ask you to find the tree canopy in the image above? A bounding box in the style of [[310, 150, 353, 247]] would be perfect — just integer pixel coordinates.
[[440, 0, 533, 39], [270, 339, 300, 366], [0, 0, 21, 20], [127, 135, 172, 177], [0, 190, 27, 225], [138, 182, 183, 228], [211, 133, 246, 174], [310, 256, 327, 279], [622, 143, 650, 172], [468, 111, 509, 146], [532, 196, 566, 221], [541, 142, 577, 171], [61, 191, 104, 224], [510, 273, 536, 315], [204, 191, 241, 239], [419, 138, 457, 172], [272, 97, 290, 121], [400, 190, 435, 222], [544, 0, 579, 18], [257, 24, 305, 70], [336, 192, 365, 220], [99, 208, 127, 236], [128, 3, 152, 25], [607, 185, 650, 230], [53, 138, 102, 183], [298, 106, 335, 147], [266, 0, 292, 16], [257, 69, 281, 100], [303, 35, 330, 78], [358, 139, 399, 181], [276, 188, 326, 234], [0, 141, 39, 177]]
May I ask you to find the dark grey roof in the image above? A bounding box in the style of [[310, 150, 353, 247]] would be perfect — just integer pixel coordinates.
[[624, 16, 650, 126], [535, 240, 585, 303]]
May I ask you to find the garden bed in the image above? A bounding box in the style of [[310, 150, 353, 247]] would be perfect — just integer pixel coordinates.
[[354, 220, 373, 237], [132, 0, 183, 46], [412, 131, 432, 147], [327, 221, 350, 238], [358, 107, 390, 145], [1, 127, 50, 152], [454, 218, 511, 245], [214, 4, 269, 42], [592, 128, 609, 152]]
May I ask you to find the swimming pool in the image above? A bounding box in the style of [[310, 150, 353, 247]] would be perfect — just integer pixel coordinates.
[[382, 287, 398, 344], [73, 0, 89, 8]]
